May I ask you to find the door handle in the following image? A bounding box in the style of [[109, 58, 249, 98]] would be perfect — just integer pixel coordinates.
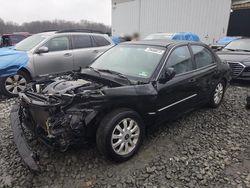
[[93, 50, 99, 53], [189, 78, 196, 83], [64, 53, 72, 57]]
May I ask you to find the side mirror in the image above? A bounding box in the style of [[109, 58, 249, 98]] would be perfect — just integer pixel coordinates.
[[36, 46, 49, 54], [159, 67, 176, 84]]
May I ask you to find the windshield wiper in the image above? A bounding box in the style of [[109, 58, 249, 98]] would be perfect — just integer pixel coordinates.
[[236, 49, 250, 52], [88, 66, 102, 77], [225, 48, 236, 51], [98, 69, 132, 84], [225, 48, 250, 52]]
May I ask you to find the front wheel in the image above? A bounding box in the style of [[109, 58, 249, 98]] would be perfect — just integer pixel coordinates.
[[96, 108, 145, 162], [0, 71, 29, 97], [208, 81, 226, 108]]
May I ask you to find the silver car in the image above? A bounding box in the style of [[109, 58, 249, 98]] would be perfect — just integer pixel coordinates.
[[0, 31, 114, 97]]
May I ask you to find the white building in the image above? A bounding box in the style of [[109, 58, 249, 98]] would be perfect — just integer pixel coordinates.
[[112, 0, 232, 44]]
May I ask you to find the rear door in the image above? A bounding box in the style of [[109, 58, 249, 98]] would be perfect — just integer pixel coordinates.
[[156, 45, 201, 122], [72, 34, 112, 70], [33, 36, 73, 76], [92, 35, 113, 53], [71, 34, 97, 69], [189, 44, 219, 101]]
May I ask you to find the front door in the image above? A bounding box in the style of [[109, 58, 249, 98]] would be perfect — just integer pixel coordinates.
[[33, 36, 73, 77], [156, 45, 200, 123]]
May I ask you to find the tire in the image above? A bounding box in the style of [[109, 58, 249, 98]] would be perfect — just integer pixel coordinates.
[[0, 71, 30, 98], [208, 80, 226, 108], [96, 108, 145, 162]]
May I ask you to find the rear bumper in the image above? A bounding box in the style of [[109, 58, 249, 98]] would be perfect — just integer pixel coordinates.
[[10, 105, 40, 172]]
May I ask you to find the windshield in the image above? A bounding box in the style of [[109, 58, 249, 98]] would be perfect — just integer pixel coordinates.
[[145, 33, 173, 40], [225, 39, 250, 51], [91, 45, 166, 82], [15, 34, 48, 51]]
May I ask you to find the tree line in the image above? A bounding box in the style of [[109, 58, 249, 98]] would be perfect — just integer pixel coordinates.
[[0, 18, 111, 35]]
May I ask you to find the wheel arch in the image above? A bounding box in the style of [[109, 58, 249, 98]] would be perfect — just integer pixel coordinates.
[[18, 68, 32, 80], [88, 103, 147, 138], [221, 77, 228, 86]]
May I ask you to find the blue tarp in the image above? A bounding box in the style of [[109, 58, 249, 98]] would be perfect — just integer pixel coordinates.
[[111, 36, 121, 45], [145, 32, 201, 42], [0, 47, 29, 77], [217, 37, 240, 45], [172, 32, 200, 42]]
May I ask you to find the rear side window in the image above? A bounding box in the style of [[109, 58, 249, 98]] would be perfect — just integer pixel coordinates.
[[166, 46, 194, 75], [93, 35, 110, 47], [191, 45, 214, 68], [72, 35, 93, 49], [44, 36, 70, 52]]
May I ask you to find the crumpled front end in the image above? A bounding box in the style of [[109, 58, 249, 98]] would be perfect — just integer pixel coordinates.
[[11, 79, 107, 171], [10, 105, 40, 172], [10, 72, 156, 171]]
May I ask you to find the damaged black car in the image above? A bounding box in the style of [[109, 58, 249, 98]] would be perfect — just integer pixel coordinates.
[[11, 40, 231, 171]]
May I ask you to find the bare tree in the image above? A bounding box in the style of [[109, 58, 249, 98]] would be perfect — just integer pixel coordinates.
[[0, 19, 111, 35]]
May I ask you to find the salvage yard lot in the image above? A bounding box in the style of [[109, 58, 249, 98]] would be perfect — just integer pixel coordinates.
[[0, 86, 250, 188]]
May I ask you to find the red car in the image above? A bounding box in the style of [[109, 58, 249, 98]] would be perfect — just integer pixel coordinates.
[[0, 32, 31, 47]]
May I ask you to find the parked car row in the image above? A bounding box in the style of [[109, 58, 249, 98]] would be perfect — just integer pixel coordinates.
[[0, 31, 114, 97], [2, 31, 248, 98]]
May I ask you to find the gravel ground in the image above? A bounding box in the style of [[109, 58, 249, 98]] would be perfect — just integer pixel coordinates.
[[0, 85, 250, 188]]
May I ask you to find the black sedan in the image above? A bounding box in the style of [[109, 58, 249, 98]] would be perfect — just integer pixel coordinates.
[[217, 38, 250, 80], [11, 40, 231, 171]]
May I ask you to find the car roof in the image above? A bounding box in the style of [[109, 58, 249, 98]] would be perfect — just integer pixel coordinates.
[[2, 34, 29, 37], [121, 39, 201, 48], [35, 31, 108, 37]]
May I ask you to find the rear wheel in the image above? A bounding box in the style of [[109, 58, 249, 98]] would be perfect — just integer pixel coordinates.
[[208, 81, 225, 108], [0, 71, 30, 97], [96, 108, 145, 162]]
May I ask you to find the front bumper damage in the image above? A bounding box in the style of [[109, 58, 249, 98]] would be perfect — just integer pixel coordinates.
[[10, 91, 101, 172], [10, 105, 40, 172]]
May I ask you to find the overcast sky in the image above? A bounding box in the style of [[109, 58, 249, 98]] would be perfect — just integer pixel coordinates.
[[0, 0, 112, 25]]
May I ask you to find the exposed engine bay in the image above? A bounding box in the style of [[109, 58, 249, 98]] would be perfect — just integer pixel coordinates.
[[11, 70, 157, 171]]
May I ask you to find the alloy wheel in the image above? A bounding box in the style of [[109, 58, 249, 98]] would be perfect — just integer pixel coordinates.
[[111, 118, 140, 156], [5, 74, 27, 95], [214, 83, 224, 105]]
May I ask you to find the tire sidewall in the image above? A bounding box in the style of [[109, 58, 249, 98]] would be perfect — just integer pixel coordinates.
[[102, 110, 145, 162]]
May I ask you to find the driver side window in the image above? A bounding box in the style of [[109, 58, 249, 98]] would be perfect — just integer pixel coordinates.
[[166, 46, 194, 75], [44, 36, 70, 52]]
